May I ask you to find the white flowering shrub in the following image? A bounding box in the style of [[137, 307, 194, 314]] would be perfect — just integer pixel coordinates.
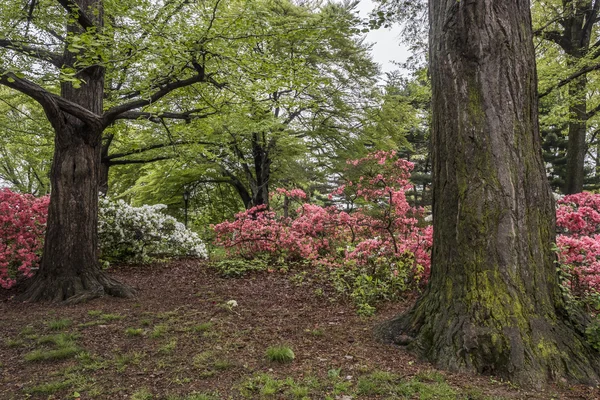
[[98, 197, 207, 263]]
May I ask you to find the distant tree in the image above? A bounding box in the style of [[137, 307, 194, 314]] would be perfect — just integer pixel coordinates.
[[122, 2, 384, 211], [533, 0, 600, 194]]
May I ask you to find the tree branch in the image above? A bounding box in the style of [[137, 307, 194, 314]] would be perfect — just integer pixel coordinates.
[[104, 140, 217, 161], [539, 62, 600, 98], [536, 30, 570, 49], [0, 39, 64, 68], [107, 156, 171, 166], [55, 0, 97, 29], [102, 69, 225, 126], [0, 71, 102, 128], [114, 109, 218, 123]]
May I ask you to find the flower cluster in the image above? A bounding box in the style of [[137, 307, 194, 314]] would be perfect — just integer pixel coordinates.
[[0, 189, 49, 289], [213, 152, 433, 286], [0, 191, 208, 289], [98, 197, 207, 263], [556, 192, 600, 297]]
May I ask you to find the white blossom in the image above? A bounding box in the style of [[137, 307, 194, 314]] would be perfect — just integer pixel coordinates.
[[98, 196, 208, 263]]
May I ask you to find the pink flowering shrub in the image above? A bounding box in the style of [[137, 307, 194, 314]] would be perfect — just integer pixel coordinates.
[[213, 152, 433, 312], [0, 189, 49, 289], [556, 192, 600, 299]]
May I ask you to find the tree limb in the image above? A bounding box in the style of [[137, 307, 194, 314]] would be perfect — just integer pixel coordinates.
[[535, 30, 570, 49], [114, 109, 218, 123], [104, 140, 218, 161], [102, 70, 225, 126], [0, 39, 64, 68], [0, 71, 102, 128], [55, 0, 97, 30], [539, 62, 600, 98], [107, 156, 171, 166]]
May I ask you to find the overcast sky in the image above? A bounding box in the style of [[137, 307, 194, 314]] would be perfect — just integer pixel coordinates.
[[355, 0, 410, 75]]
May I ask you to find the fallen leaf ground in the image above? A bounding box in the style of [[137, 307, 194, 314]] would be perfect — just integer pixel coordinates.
[[1, 260, 598, 399]]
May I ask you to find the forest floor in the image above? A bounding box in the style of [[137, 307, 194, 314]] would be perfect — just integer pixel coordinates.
[[1, 259, 599, 400]]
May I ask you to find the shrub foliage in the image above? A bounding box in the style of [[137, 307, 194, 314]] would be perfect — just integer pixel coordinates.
[[0, 192, 206, 288], [0, 189, 48, 288]]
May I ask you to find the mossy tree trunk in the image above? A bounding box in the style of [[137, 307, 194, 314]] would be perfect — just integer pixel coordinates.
[[378, 0, 600, 386]]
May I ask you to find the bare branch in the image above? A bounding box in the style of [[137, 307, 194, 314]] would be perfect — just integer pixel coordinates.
[[55, 0, 96, 29], [105, 140, 218, 161], [535, 30, 570, 49], [114, 109, 218, 123], [0, 39, 64, 68], [587, 102, 600, 120], [539, 62, 600, 98], [107, 156, 170, 166], [0, 71, 101, 128], [102, 70, 225, 126]]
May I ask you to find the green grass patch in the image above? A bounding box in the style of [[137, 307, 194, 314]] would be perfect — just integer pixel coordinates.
[[78, 320, 102, 328], [24, 333, 81, 362], [213, 258, 267, 278], [24, 345, 80, 362], [25, 379, 71, 395], [47, 318, 72, 330], [131, 388, 153, 400], [239, 374, 316, 398], [265, 345, 295, 363], [20, 326, 35, 336], [76, 352, 108, 371], [100, 313, 123, 322], [396, 379, 457, 399], [159, 338, 178, 354], [150, 324, 169, 338], [415, 369, 446, 383], [114, 351, 144, 372], [192, 322, 213, 333], [37, 333, 79, 346], [166, 393, 220, 400], [213, 358, 234, 370], [125, 327, 144, 336], [356, 371, 398, 395], [5, 338, 24, 348]]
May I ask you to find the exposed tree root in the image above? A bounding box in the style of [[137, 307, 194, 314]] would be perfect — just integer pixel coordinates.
[[377, 291, 600, 387], [18, 270, 136, 304]]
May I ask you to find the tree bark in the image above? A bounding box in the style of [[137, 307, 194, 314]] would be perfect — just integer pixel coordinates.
[[378, 0, 600, 386], [18, 0, 134, 303]]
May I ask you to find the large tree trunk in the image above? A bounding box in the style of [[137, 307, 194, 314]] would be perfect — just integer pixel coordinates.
[[378, 0, 600, 386], [19, 0, 133, 303]]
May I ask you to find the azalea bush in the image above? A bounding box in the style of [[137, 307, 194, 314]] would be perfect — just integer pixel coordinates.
[[213, 151, 433, 312], [556, 192, 600, 301], [0, 191, 207, 289], [0, 188, 49, 289], [98, 196, 208, 263]]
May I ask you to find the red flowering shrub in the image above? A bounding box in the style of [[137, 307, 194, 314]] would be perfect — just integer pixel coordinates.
[[213, 151, 433, 308], [556, 192, 600, 298], [331, 151, 432, 279], [0, 189, 49, 289]]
